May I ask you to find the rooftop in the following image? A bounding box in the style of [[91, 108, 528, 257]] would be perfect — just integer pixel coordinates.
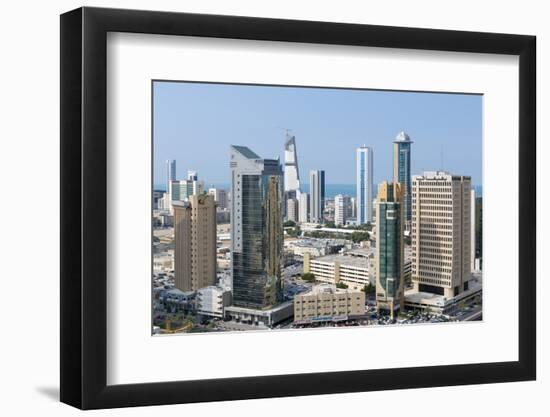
[[394, 131, 412, 142], [231, 145, 260, 159], [311, 252, 371, 268]]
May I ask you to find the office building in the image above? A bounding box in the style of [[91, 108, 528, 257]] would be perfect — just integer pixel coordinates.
[[187, 170, 198, 181], [375, 182, 404, 317], [411, 171, 472, 298], [294, 284, 365, 321], [230, 145, 284, 309], [309, 170, 325, 223], [393, 131, 413, 226], [334, 194, 352, 226], [284, 132, 301, 193], [299, 192, 309, 223], [356, 146, 374, 224], [208, 187, 228, 210], [286, 197, 299, 223], [166, 159, 176, 194], [173, 194, 217, 292], [350, 197, 357, 219], [470, 188, 476, 271], [196, 286, 232, 319], [171, 177, 204, 202], [303, 249, 373, 291]]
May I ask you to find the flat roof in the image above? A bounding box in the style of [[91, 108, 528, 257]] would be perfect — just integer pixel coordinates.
[[310, 253, 370, 268]]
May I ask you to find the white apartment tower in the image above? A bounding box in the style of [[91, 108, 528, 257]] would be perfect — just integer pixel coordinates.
[[309, 170, 325, 223], [411, 171, 472, 299], [334, 194, 352, 226], [284, 133, 301, 193], [356, 146, 374, 224], [299, 192, 310, 223]]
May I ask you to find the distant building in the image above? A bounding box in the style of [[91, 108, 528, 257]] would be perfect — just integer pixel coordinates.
[[284, 132, 301, 193], [350, 197, 357, 219], [286, 197, 299, 223], [309, 170, 325, 223], [196, 286, 232, 318], [166, 159, 176, 194], [230, 145, 284, 309], [393, 132, 413, 226], [375, 182, 404, 317], [411, 171, 472, 298], [171, 178, 204, 203], [294, 284, 365, 321], [173, 194, 217, 292], [303, 249, 373, 291], [334, 194, 352, 226], [470, 188, 476, 271], [356, 146, 374, 224], [208, 187, 228, 210], [298, 192, 309, 223]]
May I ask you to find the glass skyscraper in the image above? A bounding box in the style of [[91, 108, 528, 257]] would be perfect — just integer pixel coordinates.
[[309, 170, 325, 223], [356, 146, 373, 224], [375, 182, 404, 318], [230, 145, 284, 309], [393, 131, 413, 224]]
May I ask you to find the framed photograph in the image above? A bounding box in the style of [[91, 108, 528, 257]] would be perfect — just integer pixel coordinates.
[[60, 6, 536, 410]]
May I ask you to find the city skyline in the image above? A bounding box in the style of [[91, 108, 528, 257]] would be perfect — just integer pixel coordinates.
[[153, 81, 482, 189]]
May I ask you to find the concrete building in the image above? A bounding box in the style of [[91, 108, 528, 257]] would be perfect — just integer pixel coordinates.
[[375, 182, 404, 317], [411, 171, 472, 299], [334, 194, 352, 226], [284, 132, 301, 193], [470, 188, 476, 271], [294, 284, 365, 321], [356, 145, 374, 224], [309, 170, 325, 223], [303, 249, 373, 291], [196, 286, 232, 318], [208, 187, 228, 210], [171, 178, 204, 203], [230, 145, 284, 309], [393, 131, 413, 226], [173, 194, 217, 292], [298, 192, 309, 223], [225, 301, 294, 327], [286, 197, 299, 223], [166, 159, 176, 194]]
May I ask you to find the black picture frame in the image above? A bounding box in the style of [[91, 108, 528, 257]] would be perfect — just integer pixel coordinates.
[[60, 6, 536, 410]]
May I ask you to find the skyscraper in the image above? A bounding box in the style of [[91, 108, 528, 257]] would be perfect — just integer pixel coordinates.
[[356, 146, 373, 224], [208, 187, 228, 210], [411, 172, 472, 298], [284, 132, 300, 193], [286, 198, 299, 223], [309, 170, 325, 224], [230, 145, 284, 309], [334, 194, 352, 226], [166, 159, 176, 193], [470, 188, 476, 271], [393, 131, 413, 226], [298, 192, 309, 223], [173, 194, 217, 292], [375, 182, 404, 318]]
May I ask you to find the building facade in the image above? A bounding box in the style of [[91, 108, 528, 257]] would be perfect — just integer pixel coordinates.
[[208, 187, 228, 210], [356, 146, 374, 224], [286, 197, 299, 223], [166, 159, 176, 194], [303, 251, 373, 291], [334, 194, 352, 226], [284, 132, 301, 193], [411, 171, 472, 299], [294, 284, 365, 321], [393, 131, 413, 226], [196, 286, 232, 318], [298, 192, 309, 223], [309, 170, 325, 223], [173, 194, 217, 292], [230, 145, 284, 309], [375, 182, 404, 317]]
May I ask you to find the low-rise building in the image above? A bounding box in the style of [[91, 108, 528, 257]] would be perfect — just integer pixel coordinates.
[[294, 284, 365, 321], [225, 301, 294, 328], [196, 286, 232, 318], [303, 249, 373, 291]]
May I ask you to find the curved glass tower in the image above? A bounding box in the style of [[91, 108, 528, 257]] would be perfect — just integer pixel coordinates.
[[393, 131, 413, 225]]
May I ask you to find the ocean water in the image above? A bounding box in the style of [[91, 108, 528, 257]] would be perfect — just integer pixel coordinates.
[[154, 183, 482, 198]]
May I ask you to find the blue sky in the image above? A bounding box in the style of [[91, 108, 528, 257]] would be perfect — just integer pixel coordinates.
[[153, 81, 482, 189]]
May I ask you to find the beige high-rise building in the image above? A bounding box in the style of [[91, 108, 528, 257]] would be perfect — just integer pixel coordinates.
[[173, 194, 217, 292], [286, 197, 299, 223], [411, 172, 472, 299]]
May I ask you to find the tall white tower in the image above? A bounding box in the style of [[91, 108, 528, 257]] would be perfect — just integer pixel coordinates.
[[356, 146, 373, 224], [166, 159, 176, 193], [284, 132, 301, 193]]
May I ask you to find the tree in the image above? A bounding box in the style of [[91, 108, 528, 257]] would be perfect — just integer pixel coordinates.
[[283, 220, 296, 228], [336, 282, 349, 289], [362, 282, 376, 295], [301, 272, 315, 282], [324, 221, 336, 228], [350, 231, 370, 243]]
